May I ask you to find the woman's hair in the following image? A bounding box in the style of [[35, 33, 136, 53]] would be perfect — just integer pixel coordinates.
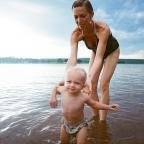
[[72, 0, 94, 16]]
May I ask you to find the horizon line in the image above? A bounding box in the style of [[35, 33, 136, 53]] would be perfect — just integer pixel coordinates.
[[0, 57, 144, 60]]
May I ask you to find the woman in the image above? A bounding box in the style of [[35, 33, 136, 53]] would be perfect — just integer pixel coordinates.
[[66, 0, 120, 121]]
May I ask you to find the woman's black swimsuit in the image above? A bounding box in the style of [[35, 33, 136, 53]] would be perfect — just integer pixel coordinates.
[[83, 30, 119, 59]]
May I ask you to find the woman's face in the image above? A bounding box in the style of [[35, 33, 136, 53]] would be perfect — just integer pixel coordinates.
[[73, 6, 91, 29]]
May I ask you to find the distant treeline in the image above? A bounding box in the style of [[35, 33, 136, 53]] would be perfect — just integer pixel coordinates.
[[0, 57, 144, 64]]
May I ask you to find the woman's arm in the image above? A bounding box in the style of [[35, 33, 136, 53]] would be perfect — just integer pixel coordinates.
[[88, 51, 96, 72], [66, 30, 80, 69], [88, 24, 110, 84]]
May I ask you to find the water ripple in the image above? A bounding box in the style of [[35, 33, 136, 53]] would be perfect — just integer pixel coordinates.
[[0, 64, 144, 144]]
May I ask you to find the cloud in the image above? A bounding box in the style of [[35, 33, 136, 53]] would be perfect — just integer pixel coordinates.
[[0, 0, 143, 59], [111, 27, 144, 40], [94, 8, 113, 23], [94, 8, 110, 19], [0, 1, 73, 58], [8, 1, 48, 14], [114, 9, 144, 24], [120, 50, 144, 59], [0, 16, 70, 58]]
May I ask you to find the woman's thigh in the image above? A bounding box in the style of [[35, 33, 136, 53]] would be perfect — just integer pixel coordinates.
[[101, 48, 120, 82]]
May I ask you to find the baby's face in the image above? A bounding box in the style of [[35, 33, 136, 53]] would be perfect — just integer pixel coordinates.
[[65, 71, 85, 94]]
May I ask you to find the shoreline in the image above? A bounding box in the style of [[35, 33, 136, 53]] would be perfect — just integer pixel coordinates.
[[0, 57, 144, 64]]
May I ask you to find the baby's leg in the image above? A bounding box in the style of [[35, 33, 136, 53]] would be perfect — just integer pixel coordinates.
[[60, 125, 70, 144], [76, 127, 88, 144]]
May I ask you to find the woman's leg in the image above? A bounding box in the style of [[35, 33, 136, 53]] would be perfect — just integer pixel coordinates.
[[76, 127, 88, 144], [88, 51, 101, 118], [60, 125, 70, 144], [90, 62, 103, 118], [99, 48, 120, 121], [90, 85, 100, 118]]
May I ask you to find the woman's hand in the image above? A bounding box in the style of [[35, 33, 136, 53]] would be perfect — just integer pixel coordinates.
[[86, 77, 93, 93], [82, 77, 93, 95]]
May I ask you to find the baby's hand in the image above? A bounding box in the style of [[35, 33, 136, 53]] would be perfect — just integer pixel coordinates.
[[50, 97, 58, 108], [109, 104, 120, 111]]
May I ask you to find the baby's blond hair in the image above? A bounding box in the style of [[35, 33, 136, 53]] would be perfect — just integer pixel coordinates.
[[66, 66, 87, 83]]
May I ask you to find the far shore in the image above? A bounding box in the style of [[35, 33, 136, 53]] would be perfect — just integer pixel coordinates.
[[0, 57, 144, 64]]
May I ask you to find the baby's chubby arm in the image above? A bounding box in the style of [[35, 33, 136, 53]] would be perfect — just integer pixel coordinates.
[[50, 85, 64, 108], [84, 94, 120, 111]]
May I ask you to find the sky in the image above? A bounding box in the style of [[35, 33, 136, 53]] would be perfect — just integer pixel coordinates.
[[0, 0, 144, 59]]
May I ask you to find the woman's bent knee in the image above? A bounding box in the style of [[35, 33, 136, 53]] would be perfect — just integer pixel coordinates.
[[100, 80, 109, 93]]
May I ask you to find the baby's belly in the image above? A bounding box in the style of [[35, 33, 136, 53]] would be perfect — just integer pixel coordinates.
[[63, 111, 84, 125]]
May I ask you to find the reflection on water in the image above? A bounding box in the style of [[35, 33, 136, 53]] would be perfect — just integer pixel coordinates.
[[88, 121, 112, 144], [0, 64, 144, 144]]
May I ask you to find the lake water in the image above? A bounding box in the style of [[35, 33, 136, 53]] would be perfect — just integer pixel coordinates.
[[0, 64, 144, 144]]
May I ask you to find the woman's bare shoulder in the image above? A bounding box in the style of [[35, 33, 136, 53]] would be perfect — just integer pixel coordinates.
[[71, 27, 83, 41], [94, 20, 111, 39], [94, 20, 110, 33]]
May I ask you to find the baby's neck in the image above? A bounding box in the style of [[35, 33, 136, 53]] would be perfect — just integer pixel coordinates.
[[67, 91, 81, 97]]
